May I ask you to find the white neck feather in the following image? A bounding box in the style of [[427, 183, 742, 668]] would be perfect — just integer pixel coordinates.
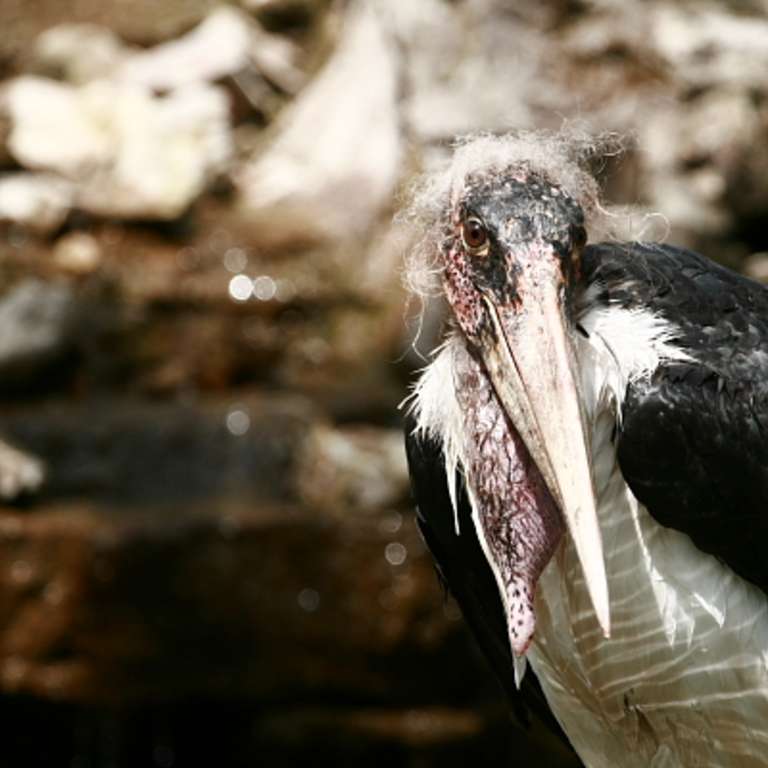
[[405, 301, 692, 508], [577, 301, 693, 420]]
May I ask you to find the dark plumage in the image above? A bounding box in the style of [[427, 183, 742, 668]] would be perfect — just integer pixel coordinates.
[[586, 242, 768, 593]]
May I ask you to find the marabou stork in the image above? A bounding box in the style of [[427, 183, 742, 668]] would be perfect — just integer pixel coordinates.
[[403, 131, 768, 767]]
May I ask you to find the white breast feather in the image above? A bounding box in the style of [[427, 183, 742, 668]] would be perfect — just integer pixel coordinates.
[[534, 304, 768, 768]]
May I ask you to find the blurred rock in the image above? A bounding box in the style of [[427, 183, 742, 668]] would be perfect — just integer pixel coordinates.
[[248, 21, 306, 95], [31, 24, 131, 85], [2, 0, 223, 68], [0, 394, 470, 704], [743, 252, 768, 283], [638, 80, 768, 254], [0, 440, 45, 501], [241, 0, 316, 17], [4, 393, 313, 504], [1, 2, 768, 765], [0, 173, 73, 234], [242, 0, 330, 30], [115, 4, 305, 113], [52, 232, 102, 275], [28, 8, 305, 97], [0, 279, 75, 380], [2, 77, 112, 176], [0, 204, 405, 403], [257, 707, 485, 750], [385, 0, 538, 141], [236, 2, 401, 244], [653, 5, 768, 89], [0, 493, 457, 702], [118, 7, 285, 91], [118, 7, 250, 90], [3, 76, 232, 220], [298, 425, 409, 514], [0, 111, 11, 167], [641, 95, 744, 238]]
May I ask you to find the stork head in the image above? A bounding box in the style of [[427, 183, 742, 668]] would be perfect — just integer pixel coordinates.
[[409, 133, 613, 647], [442, 170, 586, 345]]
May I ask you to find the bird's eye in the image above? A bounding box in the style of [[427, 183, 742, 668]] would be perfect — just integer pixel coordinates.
[[462, 218, 488, 252]]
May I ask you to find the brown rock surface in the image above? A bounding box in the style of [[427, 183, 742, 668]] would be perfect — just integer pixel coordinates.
[[0, 395, 467, 705]]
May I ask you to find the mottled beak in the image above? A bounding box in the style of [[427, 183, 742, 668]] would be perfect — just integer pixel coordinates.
[[478, 242, 611, 639]]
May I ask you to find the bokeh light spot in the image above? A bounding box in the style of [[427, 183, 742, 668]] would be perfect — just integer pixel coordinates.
[[253, 275, 277, 301], [223, 247, 248, 273], [228, 274, 253, 302], [385, 542, 407, 566], [225, 407, 251, 436], [298, 588, 320, 612]]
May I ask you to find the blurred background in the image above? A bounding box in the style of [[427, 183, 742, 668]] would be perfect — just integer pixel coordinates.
[[0, 0, 766, 765]]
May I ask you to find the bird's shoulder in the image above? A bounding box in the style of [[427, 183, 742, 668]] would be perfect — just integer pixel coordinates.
[[585, 241, 768, 346], [584, 241, 768, 592]]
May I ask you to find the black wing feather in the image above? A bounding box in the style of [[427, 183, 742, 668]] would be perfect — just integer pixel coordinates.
[[583, 242, 768, 593], [404, 412, 575, 748]]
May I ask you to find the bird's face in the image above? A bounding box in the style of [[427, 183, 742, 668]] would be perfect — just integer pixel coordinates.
[[442, 172, 586, 341], [441, 170, 611, 640]]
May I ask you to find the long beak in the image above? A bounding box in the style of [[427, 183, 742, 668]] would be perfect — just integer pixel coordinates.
[[478, 278, 611, 639]]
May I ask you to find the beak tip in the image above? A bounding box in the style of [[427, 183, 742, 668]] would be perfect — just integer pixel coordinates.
[[569, 509, 611, 638], [596, 596, 612, 639]]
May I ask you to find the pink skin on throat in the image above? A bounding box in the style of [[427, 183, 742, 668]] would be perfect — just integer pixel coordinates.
[[452, 341, 565, 656]]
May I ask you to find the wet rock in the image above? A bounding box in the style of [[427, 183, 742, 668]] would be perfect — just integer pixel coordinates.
[[0, 695, 574, 768], [0, 205, 405, 403], [0, 279, 76, 381], [3, 394, 313, 505], [298, 425, 409, 515], [235, 2, 401, 244], [257, 707, 486, 749], [3, 77, 232, 220], [0, 394, 471, 705], [254, 706, 580, 767], [0, 173, 73, 234], [0, 497, 448, 702]]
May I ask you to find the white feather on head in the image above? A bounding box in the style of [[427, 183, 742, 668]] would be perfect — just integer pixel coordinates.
[[401, 127, 626, 300]]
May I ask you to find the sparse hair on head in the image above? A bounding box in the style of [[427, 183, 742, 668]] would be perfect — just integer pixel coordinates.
[[401, 127, 627, 300]]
